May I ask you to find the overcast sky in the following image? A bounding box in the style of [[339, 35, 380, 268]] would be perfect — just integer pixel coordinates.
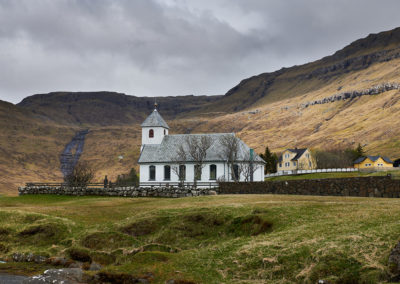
[[1, 0, 400, 104]]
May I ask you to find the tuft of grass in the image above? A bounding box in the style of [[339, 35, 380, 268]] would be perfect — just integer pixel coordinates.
[[17, 223, 68, 247], [66, 247, 92, 263], [228, 214, 273, 236], [81, 231, 139, 250]]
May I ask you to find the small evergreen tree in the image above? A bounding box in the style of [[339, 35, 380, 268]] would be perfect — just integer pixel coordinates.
[[260, 146, 278, 174], [355, 143, 365, 159]]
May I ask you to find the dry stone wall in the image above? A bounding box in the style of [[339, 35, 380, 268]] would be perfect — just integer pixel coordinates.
[[19, 176, 400, 198], [219, 176, 400, 198], [18, 185, 216, 198]]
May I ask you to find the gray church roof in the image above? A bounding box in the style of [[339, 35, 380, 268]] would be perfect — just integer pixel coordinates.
[[138, 133, 265, 164], [141, 109, 169, 129]]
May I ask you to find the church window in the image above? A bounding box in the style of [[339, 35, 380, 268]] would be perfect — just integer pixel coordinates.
[[149, 165, 156, 180], [179, 165, 186, 181], [164, 129, 166, 135], [149, 129, 154, 138], [210, 164, 217, 180], [233, 164, 239, 180], [164, 165, 171, 180], [194, 165, 202, 180]]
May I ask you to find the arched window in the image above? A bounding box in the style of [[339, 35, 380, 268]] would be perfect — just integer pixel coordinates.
[[210, 164, 217, 180], [149, 129, 154, 138], [179, 165, 186, 181], [149, 165, 156, 181], [164, 165, 171, 181]]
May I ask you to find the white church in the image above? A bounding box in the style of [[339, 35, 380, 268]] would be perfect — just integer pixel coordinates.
[[138, 105, 265, 187]]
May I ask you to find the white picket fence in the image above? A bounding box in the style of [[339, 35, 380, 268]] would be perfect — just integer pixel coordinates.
[[265, 168, 358, 178]]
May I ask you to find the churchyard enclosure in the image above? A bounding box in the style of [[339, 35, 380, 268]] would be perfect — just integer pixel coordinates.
[[1, 194, 400, 283]]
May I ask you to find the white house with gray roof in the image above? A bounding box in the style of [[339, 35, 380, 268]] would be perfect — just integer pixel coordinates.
[[138, 106, 265, 187]]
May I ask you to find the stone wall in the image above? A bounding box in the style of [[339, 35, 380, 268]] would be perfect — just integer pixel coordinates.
[[219, 176, 400, 198], [18, 185, 216, 198]]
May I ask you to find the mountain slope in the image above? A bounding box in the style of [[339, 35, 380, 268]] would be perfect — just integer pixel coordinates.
[[0, 100, 77, 195]]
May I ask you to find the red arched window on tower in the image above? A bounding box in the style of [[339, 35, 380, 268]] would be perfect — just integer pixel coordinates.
[[149, 129, 154, 138]]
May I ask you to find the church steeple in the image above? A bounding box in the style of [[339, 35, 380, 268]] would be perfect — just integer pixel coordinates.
[[141, 104, 169, 148]]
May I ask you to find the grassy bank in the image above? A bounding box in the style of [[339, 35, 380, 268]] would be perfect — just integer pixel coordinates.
[[0, 194, 399, 283], [265, 170, 400, 181]]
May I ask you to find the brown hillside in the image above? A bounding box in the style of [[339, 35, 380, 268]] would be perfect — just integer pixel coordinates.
[[0, 100, 77, 195]]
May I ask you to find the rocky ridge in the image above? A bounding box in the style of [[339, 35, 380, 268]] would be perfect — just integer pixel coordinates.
[[300, 82, 400, 108]]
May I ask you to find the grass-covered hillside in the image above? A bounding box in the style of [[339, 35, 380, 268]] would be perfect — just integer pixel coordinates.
[[0, 194, 399, 283]]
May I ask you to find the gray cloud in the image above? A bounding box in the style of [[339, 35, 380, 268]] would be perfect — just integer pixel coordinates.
[[0, 0, 400, 103]]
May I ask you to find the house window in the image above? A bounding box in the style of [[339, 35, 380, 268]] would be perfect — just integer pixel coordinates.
[[365, 163, 371, 167], [306, 153, 310, 158], [149, 129, 154, 138], [233, 164, 239, 180], [309, 161, 312, 167], [279, 163, 282, 167], [284, 154, 290, 159], [293, 161, 296, 166], [179, 165, 186, 181], [164, 165, 171, 180], [164, 129, 166, 135], [149, 165, 156, 180], [210, 164, 217, 180], [194, 165, 202, 180], [285, 162, 290, 167]]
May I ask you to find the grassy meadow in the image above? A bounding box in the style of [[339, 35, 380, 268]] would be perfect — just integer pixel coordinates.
[[0, 194, 399, 283]]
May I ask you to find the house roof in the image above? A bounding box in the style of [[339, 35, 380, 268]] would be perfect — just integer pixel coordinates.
[[278, 148, 308, 162], [289, 148, 308, 161], [138, 133, 265, 164], [141, 109, 169, 129], [354, 155, 393, 164]]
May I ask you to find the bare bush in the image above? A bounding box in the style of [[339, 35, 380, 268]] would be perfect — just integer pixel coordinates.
[[64, 161, 94, 187]]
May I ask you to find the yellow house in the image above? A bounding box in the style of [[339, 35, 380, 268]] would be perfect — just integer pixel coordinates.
[[354, 156, 393, 169], [277, 148, 316, 172]]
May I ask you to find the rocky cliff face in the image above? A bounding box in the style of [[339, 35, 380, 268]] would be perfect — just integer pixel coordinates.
[[300, 82, 400, 108]]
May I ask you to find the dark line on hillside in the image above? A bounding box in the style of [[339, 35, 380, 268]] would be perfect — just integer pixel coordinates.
[[60, 129, 89, 178]]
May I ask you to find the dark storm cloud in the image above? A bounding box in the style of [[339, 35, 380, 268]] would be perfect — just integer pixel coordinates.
[[0, 0, 399, 103]]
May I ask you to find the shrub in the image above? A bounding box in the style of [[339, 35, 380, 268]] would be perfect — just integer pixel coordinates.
[[64, 161, 94, 187]]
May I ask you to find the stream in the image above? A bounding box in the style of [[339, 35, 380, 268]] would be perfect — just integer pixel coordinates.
[[0, 273, 27, 283], [59, 129, 89, 178]]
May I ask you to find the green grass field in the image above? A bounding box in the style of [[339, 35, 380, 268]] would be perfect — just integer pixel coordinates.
[[0, 194, 400, 283]]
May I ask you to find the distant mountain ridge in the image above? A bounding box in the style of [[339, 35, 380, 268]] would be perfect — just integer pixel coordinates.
[[18, 91, 222, 125]]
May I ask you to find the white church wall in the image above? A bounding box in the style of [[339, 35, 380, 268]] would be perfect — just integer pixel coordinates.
[[141, 127, 167, 145]]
